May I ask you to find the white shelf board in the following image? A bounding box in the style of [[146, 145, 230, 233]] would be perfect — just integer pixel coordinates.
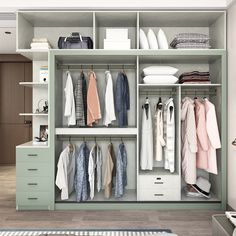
[[16, 141, 49, 148], [55, 127, 137, 136], [19, 113, 48, 116], [19, 82, 48, 87], [56, 189, 136, 202], [181, 190, 220, 202], [139, 84, 221, 88], [17, 49, 48, 61]]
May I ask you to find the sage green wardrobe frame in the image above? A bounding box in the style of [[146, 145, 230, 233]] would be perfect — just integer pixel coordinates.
[[16, 10, 227, 211]]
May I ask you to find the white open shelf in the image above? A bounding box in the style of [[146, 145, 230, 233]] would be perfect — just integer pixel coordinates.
[[55, 128, 137, 136], [19, 82, 48, 87], [19, 113, 48, 116], [16, 49, 49, 61], [16, 141, 49, 148]]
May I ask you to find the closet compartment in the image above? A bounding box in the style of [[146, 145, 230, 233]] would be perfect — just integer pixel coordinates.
[[17, 11, 94, 59], [138, 53, 223, 85], [54, 135, 137, 202], [52, 52, 137, 130], [180, 86, 222, 202], [138, 11, 226, 49], [138, 86, 181, 175], [94, 12, 137, 49]]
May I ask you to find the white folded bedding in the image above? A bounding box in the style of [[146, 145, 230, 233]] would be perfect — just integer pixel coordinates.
[[143, 75, 178, 84]]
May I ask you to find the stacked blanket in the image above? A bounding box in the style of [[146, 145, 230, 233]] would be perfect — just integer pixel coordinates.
[[30, 38, 52, 49], [179, 71, 211, 84], [170, 33, 210, 49]]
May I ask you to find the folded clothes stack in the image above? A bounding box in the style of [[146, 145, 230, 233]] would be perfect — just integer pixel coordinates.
[[142, 66, 179, 84], [30, 38, 52, 49], [179, 71, 211, 84], [170, 33, 210, 49]]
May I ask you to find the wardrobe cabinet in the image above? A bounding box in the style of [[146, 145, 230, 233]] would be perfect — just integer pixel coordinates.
[[16, 10, 227, 211]]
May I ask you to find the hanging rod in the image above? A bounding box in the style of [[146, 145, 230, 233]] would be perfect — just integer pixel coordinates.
[[57, 63, 136, 70], [57, 136, 136, 141]]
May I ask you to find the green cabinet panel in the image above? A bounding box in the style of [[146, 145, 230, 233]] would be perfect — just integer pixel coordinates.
[[16, 177, 51, 192], [16, 148, 50, 163], [16, 191, 51, 210], [16, 163, 52, 177]]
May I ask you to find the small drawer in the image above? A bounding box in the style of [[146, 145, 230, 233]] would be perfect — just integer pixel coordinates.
[[16, 148, 50, 163], [139, 175, 180, 190], [16, 191, 51, 207], [138, 188, 180, 201], [16, 163, 51, 177], [16, 177, 51, 192]]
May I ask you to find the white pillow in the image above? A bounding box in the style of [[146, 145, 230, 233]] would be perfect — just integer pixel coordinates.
[[143, 75, 178, 84], [147, 29, 158, 49], [139, 29, 149, 49], [157, 29, 169, 49], [143, 66, 178, 76]]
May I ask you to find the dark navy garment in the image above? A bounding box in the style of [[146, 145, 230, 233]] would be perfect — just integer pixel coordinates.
[[75, 142, 90, 202], [115, 72, 130, 127], [115, 143, 128, 198]]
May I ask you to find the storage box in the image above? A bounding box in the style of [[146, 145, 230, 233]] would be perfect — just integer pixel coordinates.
[[106, 28, 129, 41], [104, 39, 131, 50], [39, 66, 48, 82]]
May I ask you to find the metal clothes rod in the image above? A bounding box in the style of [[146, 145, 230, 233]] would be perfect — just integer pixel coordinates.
[[57, 136, 136, 141], [57, 63, 136, 70]]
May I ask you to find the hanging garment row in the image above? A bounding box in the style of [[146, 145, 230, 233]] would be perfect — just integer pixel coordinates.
[[55, 140, 127, 201], [181, 97, 221, 185], [140, 97, 175, 173], [64, 70, 130, 128]]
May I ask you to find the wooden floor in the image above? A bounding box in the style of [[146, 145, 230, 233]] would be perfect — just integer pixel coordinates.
[[0, 166, 222, 236]]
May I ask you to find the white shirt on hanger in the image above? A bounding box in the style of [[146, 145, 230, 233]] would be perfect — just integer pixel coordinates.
[[64, 71, 76, 126], [55, 146, 76, 200], [103, 71, 116, 126]]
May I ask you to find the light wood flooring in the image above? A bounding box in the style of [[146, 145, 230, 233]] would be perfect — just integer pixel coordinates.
[[0, 166, 222, 236]]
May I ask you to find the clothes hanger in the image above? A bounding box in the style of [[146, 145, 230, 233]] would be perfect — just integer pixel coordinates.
[[121, 137, 124, 145], [68, 136, 74, 153], [156, 97, 162, 111], [144, 97, 149, 119]]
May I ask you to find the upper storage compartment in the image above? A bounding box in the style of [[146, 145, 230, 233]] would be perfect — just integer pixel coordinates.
[[17, 11, 94, 51], [94, 11, 138, 49], [138, 11, 226, 49]]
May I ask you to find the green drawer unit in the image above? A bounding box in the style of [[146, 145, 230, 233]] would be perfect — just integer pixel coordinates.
[[16, 148, 50, 163], [16, 163, 51, 177], [16, 191, 51, 210], [16, 177, 51, 192]]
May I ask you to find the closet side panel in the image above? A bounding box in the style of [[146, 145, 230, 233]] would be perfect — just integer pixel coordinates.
[[227, 3, 236, 210]]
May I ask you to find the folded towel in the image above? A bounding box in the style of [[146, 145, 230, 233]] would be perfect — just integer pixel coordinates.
[[32, 38, 49, 43], [179, 71, 210, 79], [174, 43, 210, 49], [170, 33, 210, 48], [31, 42, 51, 49]]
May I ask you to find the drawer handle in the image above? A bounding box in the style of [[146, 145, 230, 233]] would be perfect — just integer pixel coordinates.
[[27, 168, 38, 171], [27, 154, 38, 157], [154, 182, 164, 184], [27, 183, 38, 186], [156, 177, 162, 180], [154, 194, 164, 197], [27, 197, 38, 200]]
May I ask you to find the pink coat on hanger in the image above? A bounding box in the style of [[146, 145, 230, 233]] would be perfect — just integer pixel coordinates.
[[204, 98, 221, 174], [194, 99, 209, 170]]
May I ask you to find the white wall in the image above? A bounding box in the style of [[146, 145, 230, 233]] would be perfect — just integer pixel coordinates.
[[227, 1, 236, 210], [0, 0, 228, 11]]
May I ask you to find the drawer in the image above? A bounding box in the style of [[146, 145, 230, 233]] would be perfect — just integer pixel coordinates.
[[138, 188, 181, 201], [16, 191, 51, 208], [16, 148, 50, 163], [16, 177, 51, 192], [139, 175, 180, 190], [16, 163, 51, 177]]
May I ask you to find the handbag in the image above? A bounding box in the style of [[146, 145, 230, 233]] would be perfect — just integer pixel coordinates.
[[58, 32, 93, 49]]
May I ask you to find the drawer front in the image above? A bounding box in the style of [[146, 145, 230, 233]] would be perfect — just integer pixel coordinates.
[[16, 148, 50, 163], [16, 191, 51, 208], [138, 188, 181, 201], [16, 177, 51, 192], [16, 163, 51, 177], [139, 175, 180, 190]]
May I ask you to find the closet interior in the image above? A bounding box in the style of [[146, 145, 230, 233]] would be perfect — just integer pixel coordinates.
[[16, 10, 226, 210]]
